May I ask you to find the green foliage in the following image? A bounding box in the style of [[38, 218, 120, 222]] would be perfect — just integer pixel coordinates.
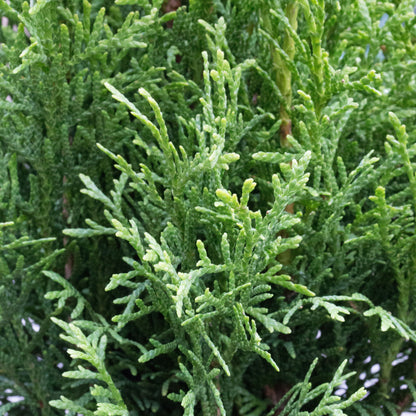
[[2, 0, 416, 415], [0, 153, 64, 414]]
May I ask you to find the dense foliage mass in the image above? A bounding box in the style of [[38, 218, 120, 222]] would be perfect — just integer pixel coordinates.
[[1, 0, 416, 414]]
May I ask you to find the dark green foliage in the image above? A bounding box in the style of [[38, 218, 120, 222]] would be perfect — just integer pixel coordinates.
[[1, 0, 416, 415]]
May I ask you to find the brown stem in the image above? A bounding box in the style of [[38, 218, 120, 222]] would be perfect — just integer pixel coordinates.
[[162, 0, 181, 28], [263, 3, 298, 264], [280, 118, 292, 147], [63, 129, 74, 279], [277, 2, 298, 147], [262, 2, 298, 145]]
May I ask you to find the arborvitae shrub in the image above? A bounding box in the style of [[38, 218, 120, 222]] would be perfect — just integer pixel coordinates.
[[1, 0, 416, 415]]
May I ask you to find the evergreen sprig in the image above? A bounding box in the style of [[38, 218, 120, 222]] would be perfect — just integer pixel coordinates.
[[2, 0, 416, 415]]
